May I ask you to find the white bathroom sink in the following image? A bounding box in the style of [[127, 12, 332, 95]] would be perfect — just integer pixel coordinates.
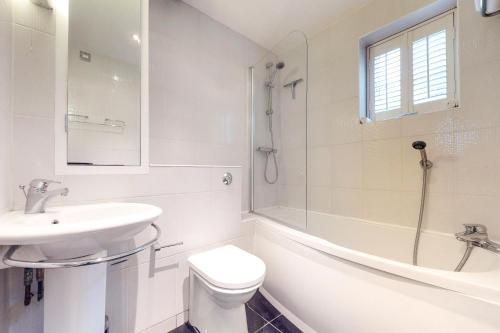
[[0, 203, 162, 258]]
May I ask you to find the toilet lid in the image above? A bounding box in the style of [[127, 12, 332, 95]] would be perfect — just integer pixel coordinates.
[[188, 245, 266, 290]]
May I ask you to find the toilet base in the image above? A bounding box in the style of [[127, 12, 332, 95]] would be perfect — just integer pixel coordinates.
[[189, 271, 258, 333]]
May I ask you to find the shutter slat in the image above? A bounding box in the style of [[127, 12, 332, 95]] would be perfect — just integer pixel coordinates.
[[373, 48, 401, 113], [412, 29, 448, 105]]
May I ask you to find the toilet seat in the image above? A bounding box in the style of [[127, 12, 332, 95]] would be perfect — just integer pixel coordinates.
[[191, 270, 261, 295], [188, 245, 266, 290]]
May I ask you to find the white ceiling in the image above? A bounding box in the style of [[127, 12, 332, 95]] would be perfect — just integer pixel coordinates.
[[183, 0, 372, 49]]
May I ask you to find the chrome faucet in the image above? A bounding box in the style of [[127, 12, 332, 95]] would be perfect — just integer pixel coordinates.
[[19, 179, 69, 214], [455, 224, 500, 255]]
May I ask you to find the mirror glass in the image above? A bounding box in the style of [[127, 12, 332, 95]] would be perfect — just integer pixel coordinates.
[[66, 0, 141, 166]]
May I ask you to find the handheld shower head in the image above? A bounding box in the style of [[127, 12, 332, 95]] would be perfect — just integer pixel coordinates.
[[412, 141, 426, 150], [412, 141, 432, 169], [266, 61, 286, 85]]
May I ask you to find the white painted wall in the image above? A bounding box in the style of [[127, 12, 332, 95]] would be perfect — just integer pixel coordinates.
[[0, 0, 264, 332], [307, 0, 500, 240]]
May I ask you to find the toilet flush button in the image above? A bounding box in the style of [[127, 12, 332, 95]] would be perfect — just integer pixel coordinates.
[[222, 172, 233, 186]]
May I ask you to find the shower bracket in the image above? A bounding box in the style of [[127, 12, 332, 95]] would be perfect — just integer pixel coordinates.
[[257, 147, 277, 154], [283, 78, 303, 99]]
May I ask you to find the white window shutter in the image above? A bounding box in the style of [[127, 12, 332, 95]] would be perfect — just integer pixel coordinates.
[[366, 10, 456, 121], [373, 48, 402, 113], [412, 30, 448, 105], [409, 11, 455, 114], [368, 35, 406, 121]]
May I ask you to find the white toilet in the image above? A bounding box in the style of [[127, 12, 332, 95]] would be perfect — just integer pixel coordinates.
[[188, 245, 266, 333]]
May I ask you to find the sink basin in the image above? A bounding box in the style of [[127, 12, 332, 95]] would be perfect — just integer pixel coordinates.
[[0, 203, 162, 258]]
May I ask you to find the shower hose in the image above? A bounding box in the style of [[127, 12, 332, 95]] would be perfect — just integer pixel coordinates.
[[413, 165, 429, 266], [413, 165, 473, 271], [454, 242, 473, 272], [264, 150, 279, 184]]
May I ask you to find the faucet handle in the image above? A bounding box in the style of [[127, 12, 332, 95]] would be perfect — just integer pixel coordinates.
[[18, 185, 27, 198], [29, 179, 61, 190], [463, 224, 488, 234]]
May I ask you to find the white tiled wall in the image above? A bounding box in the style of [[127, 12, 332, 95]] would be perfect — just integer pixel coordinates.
[[252, 33, 308, 219], [0, 0, 13, 332], [307, 0, 500, 239], [0, 0, 264, 332], [0, 0, 11, 215], [67, 48, 141, 166], [149, 0, 266, 212]]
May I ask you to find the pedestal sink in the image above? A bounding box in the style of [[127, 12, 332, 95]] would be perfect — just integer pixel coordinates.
[[0, 202, 163, 333]]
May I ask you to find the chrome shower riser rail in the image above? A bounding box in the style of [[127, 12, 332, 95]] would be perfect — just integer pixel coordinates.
[[3, 223, 161, 269]]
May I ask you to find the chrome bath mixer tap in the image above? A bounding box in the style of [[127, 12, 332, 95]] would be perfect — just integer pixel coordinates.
[[455, 224, 500, 255]]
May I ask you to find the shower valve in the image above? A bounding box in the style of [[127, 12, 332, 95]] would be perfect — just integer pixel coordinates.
[[222, 172, 233, 186]]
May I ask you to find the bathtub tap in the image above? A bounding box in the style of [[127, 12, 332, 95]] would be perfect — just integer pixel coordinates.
[[455, 224, 500, 254]]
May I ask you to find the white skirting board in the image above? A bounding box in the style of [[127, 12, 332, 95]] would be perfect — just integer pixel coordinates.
[[259, 288, 317, 333]]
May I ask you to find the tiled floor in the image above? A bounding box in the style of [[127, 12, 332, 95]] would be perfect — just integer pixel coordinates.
[[170, 290, 302, 333]]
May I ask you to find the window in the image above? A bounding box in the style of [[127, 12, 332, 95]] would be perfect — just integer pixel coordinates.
[[367, 11, 456, 121]]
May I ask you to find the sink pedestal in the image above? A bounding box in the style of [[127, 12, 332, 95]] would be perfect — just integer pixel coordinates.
[[0, 203, 163, 333], [44, 264, 107, 333]]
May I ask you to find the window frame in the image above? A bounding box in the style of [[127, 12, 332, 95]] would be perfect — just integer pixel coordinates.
[[366, 10, 457, 122]]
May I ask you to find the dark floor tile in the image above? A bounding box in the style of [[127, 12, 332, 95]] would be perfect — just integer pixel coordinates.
[[247, 290, 280, 321], [169, 323, 198, 333], [256, 323, 281, 333], [246, 304, 268, 332], [271, 315, 303, 333]]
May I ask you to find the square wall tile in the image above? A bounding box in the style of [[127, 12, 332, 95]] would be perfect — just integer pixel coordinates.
[[402, 134, 456, 195], [12, 24, 55, 118], [13, 115, 56, 208], [309, 147, 331, 187], [331, 188, 364, 219], [330, 97, 362, 145], [0, 0, 11, 22], [308, 186, 332, 213], [363, 189, 418, 226], [455, 128, 500, 197], [13, 0, 54, 34], [362, 138, 403, 191], [362, 118, 401, 141], [128, 256, 178, 332], [331, 143, 362, 189]]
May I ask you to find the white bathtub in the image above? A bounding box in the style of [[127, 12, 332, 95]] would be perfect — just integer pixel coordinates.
[[246, 208, 500, 333]]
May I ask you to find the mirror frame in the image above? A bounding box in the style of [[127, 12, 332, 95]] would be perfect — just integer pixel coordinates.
[[54, 0, 149, 175]]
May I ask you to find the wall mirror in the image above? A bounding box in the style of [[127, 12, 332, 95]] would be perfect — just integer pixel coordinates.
[[55, 0, 149, 174]]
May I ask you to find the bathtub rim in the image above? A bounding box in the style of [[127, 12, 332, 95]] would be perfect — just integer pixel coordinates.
[[244, 213, 500, 307]]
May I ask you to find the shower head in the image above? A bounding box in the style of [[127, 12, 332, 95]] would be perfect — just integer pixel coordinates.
[[412, 141, 426, 150], [265, 62, 285, 70], [412, 141, 432, 169], [268, 61, 285, 84]]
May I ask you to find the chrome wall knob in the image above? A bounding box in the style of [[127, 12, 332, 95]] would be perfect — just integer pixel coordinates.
[[222, 172, 233, 186]]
